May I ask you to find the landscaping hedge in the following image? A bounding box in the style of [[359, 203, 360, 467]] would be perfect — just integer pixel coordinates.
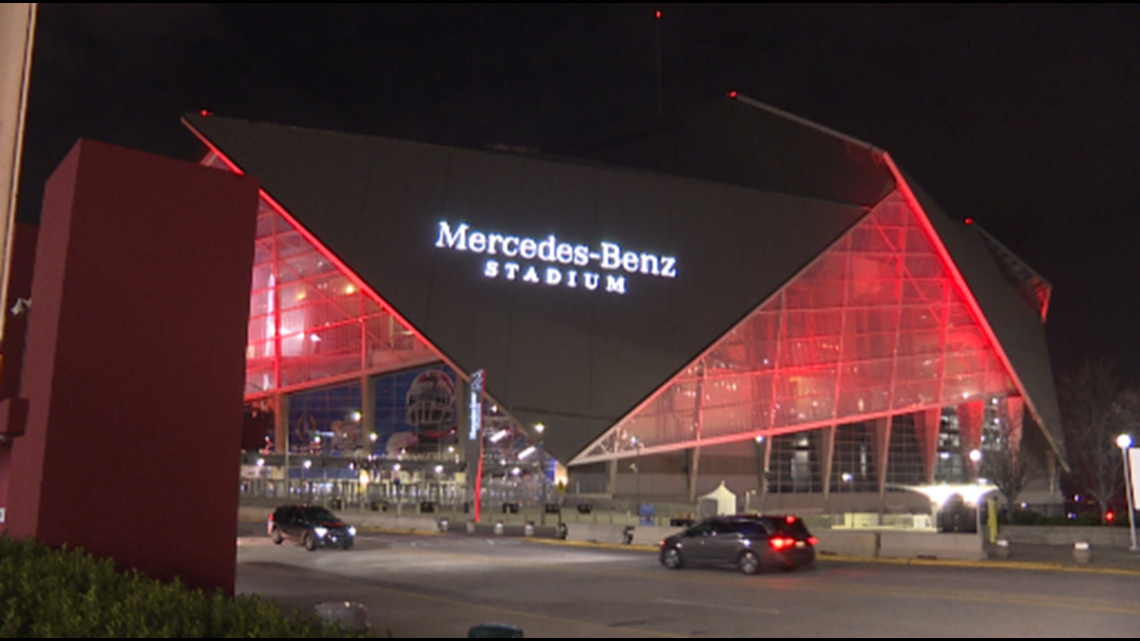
[[0, 536, 367, 637]]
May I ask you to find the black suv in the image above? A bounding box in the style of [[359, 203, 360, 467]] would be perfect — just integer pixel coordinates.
[[268, 505, 356, 551], [659, 515, 816, 575]]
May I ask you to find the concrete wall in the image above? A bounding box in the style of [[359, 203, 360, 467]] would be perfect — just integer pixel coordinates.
[[814, 530, 984, 560], [879, 532, 983, 561], [1000, 526, 1136, 549]]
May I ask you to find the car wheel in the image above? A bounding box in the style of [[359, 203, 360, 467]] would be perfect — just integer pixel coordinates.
[[304, 532, 317, 552], [271, 527, 283, 545], [738, 551, 760, 575], [662, 547, 683, 570]]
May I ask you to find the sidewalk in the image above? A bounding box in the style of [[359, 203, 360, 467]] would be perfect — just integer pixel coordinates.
[[981, 542, 1140, 572]]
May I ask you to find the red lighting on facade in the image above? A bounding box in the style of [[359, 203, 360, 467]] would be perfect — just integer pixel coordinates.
[[580, 187, 1020, 462], [182, 120, 471, 400]]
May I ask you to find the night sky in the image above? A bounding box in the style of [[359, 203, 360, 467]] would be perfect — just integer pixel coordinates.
[[16, 4, 1140, 382]]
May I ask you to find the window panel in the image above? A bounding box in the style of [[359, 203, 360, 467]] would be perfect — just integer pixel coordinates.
[[904, 255, 943, 279], [845, 309, 899, 336], [895, 355, 942, 381], [848, 277, 901, 307], [902, 279, 948, 304], [837, 389, 891, 418], [898, 330, 944, 356], [899, 306, 946, 331], [893, 381, 941, 409], [840, 359, 894, 389], [783, 310, 843, 338], [851, 226, 902, 254]]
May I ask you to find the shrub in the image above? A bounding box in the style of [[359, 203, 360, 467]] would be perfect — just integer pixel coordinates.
[[0, 536, 368, 637], [1074, 512, 1103, 527], [1009, 509, 1042, 526]]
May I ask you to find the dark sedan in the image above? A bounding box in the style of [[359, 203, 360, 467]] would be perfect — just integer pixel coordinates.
[[659, 515, 816, 575]]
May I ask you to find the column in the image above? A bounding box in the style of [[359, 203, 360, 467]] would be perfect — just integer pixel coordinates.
[[872, 417, 891, 499], [1004, 396, 1025, 458], [957, 401, 986, 480], [754, 436, 772, 513], [818, 426, 836, 503], [914, 408, 941, 485]]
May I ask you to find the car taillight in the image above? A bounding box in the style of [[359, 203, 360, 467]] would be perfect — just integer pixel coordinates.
[[770, 536, 795, 551], [807, 536, 818, 546]]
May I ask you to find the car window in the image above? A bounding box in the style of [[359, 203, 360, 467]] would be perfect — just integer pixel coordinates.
[[762, 516, 811, 537], [300, 507, 339, 523], [726, 521, 765, 537], [685, 522, 715, 537]]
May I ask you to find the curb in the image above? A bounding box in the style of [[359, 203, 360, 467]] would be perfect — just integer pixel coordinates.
[[522, 536, 1140, 576]]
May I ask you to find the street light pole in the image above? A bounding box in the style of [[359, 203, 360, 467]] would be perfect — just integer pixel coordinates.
[[1116, 434, 1138, 551], [536, 423, 546, 527], [633, 437, 642, 524]]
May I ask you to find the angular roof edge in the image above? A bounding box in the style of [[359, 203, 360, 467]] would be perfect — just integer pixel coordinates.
[[886, 158, 1066, 468]]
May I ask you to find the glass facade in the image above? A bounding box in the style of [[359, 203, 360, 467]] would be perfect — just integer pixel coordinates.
[[244, 198, 438, 398], [582, 190, 1019, 462]]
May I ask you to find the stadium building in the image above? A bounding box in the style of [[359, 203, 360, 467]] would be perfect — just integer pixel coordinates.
[[189, 95, 1064, 515]]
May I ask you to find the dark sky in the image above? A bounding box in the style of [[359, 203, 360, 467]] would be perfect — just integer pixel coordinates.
[[17, 3, 1140, 381]]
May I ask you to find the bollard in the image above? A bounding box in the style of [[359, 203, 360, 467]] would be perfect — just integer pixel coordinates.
[[1074, 541, 1091, 565], [524, 522, 535, 537], [438, 518, 450, 533], [494, 520, 505, 536], [993, 538, 1010, 559], [467, 520, 476, 534]]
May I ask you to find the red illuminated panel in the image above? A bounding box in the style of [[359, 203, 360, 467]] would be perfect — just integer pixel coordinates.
[[577, 191, 1018, 462], [197, 156, 442, 398], [242, 200, 438, 398]]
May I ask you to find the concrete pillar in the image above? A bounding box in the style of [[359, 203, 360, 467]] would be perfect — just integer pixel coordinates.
[[607, 459, 618, 496], [872, 418, 891, 499], [818, 426, 836, 503], [688, 363, 706, 502], [688, 446, 702, 503], [1004, 396, 1025, 457], [957, 401, 986, 480], [754, 436, 772, 513], [914, 408, 942, 485], [274, 394, 289, 455], [361, 375, 375, 450]]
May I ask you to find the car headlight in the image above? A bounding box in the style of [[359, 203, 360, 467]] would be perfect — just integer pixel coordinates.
[[314, 527, 328, 538], [348, 527, 357, 537]]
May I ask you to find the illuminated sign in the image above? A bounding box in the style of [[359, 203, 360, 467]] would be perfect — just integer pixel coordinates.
[[468, 369, 484, 441], [435, 221, 677, 295]]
